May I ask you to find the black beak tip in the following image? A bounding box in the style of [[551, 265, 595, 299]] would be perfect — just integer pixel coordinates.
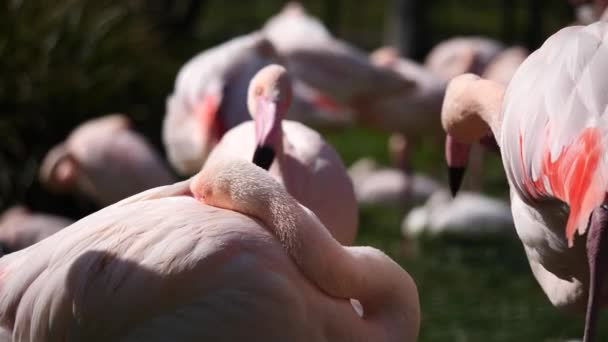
[[448, 167, 466, 197], [253, 145, 276, 171]]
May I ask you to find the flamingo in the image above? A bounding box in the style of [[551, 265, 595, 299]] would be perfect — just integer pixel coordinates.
[[424, 36, 505, 82], [349, 133, 441, 209], [39, 114, 176, 207], [442, 22, 608, 342], [163, 32, 280, 176], [0, 206, 72, 254], [402, 190, 514, 238], [481, 46, 529, 85], [262, 2, 410, 107], [355, 47, 446, 142], [0, 158, 420, 341], [205, 64, 358, 245]]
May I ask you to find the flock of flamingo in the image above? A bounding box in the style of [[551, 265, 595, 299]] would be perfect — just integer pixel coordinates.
[[1, 2, 608, 341]]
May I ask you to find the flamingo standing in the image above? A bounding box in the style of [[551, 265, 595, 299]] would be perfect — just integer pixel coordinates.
[[205, 65, 358, 245], [424, 36, 505, 82], [0, 159, 419, 341], [39, 114, 176, 207], [481, 46, 529, 85], [163, 32, 280, 176], [0, 206, 72, 254], [442, 22, 608, 342], [262, 2, 410, 107]]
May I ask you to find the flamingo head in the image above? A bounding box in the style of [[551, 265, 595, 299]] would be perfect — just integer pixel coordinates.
[[247, 64, 292, 170], [441, 73, 504, 196], [190, 158, 284, 221], [39, 143, 79, 192]]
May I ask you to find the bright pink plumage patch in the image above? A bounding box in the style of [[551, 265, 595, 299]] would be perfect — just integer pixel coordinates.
[[520, 127, 604, 247], [313, 94, 346, 114], [195, 94, 226, 142]]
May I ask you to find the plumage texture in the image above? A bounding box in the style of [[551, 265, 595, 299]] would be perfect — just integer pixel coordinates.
[[501, 22, 608, 245], [0, 159, 418, 341], [443, 22, 608, 315]]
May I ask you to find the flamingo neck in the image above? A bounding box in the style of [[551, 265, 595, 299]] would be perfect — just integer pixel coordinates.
[[254, 193, 420, 340], [471, 79, 504, 142]]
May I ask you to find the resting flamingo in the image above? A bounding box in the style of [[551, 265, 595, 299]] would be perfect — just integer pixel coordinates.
[[205, 64, 358, 245], [442, 22, 608, 342], [0, 159, 419, 341], [39, 114, 175, 206], [0, 206, 72, 254]]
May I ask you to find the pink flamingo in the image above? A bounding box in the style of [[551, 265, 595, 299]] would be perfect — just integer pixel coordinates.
[[39, 114, 175, 206], [0, 159, 419, 341], [424, 36, 505, 82], [163, 32, 280, 175], [0, 206, 72, 254], [205, 65, 358, 245], [262, 2, 410, 107], [442, 22, 608, 342]]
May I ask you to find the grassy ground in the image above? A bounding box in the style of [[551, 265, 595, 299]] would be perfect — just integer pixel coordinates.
[[325, 127, 606, 342]]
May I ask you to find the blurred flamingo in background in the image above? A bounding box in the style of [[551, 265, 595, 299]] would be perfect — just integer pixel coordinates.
[[163, 32, 280, 176], [262, 2, 410, 108], [442, 21, 608, 342], [424, 36, 505, 82], [0, 206, 72, 254], [349, 132, 441, 209], [205, 65, 358, 245], [39, 114, 175, 207], [481, 46, 529, 85]]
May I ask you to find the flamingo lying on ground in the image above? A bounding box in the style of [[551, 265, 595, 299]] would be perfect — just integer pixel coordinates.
[[442, 21, 608, 342], [0, 158, 420, 341], [0, 206, 72, 254], [39, 114, 175, 207], [402, 190, 514, 238], [349, 133, 441, 209], [163, 32, 280, 175], [205, 65, 358, 245]]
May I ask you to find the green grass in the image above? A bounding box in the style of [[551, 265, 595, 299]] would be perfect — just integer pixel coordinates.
[[325, 128, 605, 341]]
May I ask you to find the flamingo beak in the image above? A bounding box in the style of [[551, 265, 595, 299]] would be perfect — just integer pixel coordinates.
[[253, 96, 279, 170], [445, 134, 471, 197], [582, 204, 608, 342]]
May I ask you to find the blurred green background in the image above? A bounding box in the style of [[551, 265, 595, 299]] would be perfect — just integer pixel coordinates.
[[1, 0, 599, 340]]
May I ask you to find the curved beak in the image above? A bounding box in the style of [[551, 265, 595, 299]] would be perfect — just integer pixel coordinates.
[[253, 96, 280, 170], [445, 134, 471, 197]]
